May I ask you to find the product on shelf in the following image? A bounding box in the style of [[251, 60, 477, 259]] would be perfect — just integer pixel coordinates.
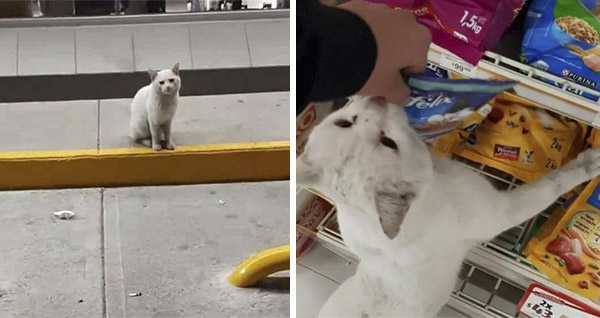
[[517, 283, 600, 317], [523, 0, 600, 96], [525, 177, 600, 305], [433, 94, 588, 183], [367, 0, 525, 64], [588, 128, 600, 148], [405, 74, 515, 142], [296, 190, 334, 258]]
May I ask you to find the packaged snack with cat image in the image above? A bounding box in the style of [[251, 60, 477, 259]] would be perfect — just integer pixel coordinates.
[[405, 74, 515, 142], [523, 0, 600, 98], [433, 94, 588, 182], [525, 177, 600, 305]]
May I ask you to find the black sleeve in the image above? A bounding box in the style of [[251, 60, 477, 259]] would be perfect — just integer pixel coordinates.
[[297, 0, 377, 114]]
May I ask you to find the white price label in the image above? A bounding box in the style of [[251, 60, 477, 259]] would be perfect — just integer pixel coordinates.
[[439, 53, 476, 77], [519, 289, 597, 318]]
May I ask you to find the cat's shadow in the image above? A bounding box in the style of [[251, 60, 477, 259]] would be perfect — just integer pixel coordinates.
[[254, 276, 290, 294]]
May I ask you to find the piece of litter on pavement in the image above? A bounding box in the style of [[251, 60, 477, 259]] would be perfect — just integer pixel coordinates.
[[128, 292, 142, 297], [78, 299, 84, 303], [218, 200, 225, 206], [53, 210, 75, 220]]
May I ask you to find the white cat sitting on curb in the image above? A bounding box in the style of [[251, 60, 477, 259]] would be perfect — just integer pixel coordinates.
[[130, 63, 181, 151], [297, 96, 600, 318]]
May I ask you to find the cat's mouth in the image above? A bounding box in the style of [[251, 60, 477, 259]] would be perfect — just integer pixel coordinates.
[[162, 88, 176, 95]]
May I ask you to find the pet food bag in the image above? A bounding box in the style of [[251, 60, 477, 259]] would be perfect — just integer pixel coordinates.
[[367, 0, 525, 64], [434, 94, 588, 183], [589, 128, 600, 148], [525, 177, 600, 305], [523, 0, 600, 97], [405, 74, 516, 141]]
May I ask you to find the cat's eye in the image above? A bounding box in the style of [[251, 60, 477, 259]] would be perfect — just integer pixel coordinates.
[[169, 78, 175, 83], [334, 119, 353, 128], [159, 81, 165, 85], [380, 135, 398, 151]]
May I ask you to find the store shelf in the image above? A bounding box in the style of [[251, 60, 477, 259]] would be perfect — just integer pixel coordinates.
[[427, 44, 600, 128]]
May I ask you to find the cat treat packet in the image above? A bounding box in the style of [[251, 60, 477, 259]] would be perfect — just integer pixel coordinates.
[[405, 74, 516, 142], [433, 94, 588, 183], [367, 0, 525, 64], [523, 0, 600, 99], [525, 176, 600, 305]]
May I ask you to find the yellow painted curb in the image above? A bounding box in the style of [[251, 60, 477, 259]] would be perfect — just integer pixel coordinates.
[[0, 141, 290, 190]]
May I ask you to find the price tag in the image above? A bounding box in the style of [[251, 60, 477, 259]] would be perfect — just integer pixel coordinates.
[[439, 53, 477, 77], [518, 284, 600, 318]]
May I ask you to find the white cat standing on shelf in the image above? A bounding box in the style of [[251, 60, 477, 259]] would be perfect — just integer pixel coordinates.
[[298, 96, 600, 318], [130, 63, 181, 151]]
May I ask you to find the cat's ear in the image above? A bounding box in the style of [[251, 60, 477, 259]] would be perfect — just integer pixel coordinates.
[[148, 69, 158, 82], [374, 191, 414, 239], [172, 63, 180, 75], [297, 154, 322, 187]]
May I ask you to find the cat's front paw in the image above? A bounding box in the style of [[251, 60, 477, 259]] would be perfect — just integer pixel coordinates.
[[152, 143, 162, 151], [576, 149, 600, 178], [165, 142, 176, 150]]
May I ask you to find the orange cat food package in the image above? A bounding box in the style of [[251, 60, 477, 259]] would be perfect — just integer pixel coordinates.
[[434, 94, 587, 183], [525, 177, 600, 305], [588, 128, 600, 149]]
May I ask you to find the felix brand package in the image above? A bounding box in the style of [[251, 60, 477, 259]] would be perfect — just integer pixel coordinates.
[[523, 0, 600, 98], [405, 74, 515, 141], [367, 0, 525, 64], [525, 177, 600, 305]]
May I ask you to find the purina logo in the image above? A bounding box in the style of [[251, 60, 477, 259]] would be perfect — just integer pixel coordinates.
[[561, 69, 596, 89], [494, 144, 520, 161]]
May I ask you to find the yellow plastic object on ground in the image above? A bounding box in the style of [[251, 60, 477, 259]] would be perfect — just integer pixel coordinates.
[[228, 245, 290, 288]]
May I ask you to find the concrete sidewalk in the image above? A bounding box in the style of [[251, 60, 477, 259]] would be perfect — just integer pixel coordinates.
[[0, 18, 288, 76], [0, 91, 289, 152], [0, 181, 289, 318]]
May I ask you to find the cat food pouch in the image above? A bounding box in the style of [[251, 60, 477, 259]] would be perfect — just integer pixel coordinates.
[[525, 177, 600, 305], [405, 74, 516, 142], [433, 94, 588, 182], [366, 0, 525, 64], [523, 0, 600, 98]]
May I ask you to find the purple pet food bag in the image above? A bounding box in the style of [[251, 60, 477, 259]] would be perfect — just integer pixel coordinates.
[[366, 0, 525, 65]]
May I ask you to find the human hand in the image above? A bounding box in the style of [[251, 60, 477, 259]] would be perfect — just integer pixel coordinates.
[[338, 0, 431, 105]]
